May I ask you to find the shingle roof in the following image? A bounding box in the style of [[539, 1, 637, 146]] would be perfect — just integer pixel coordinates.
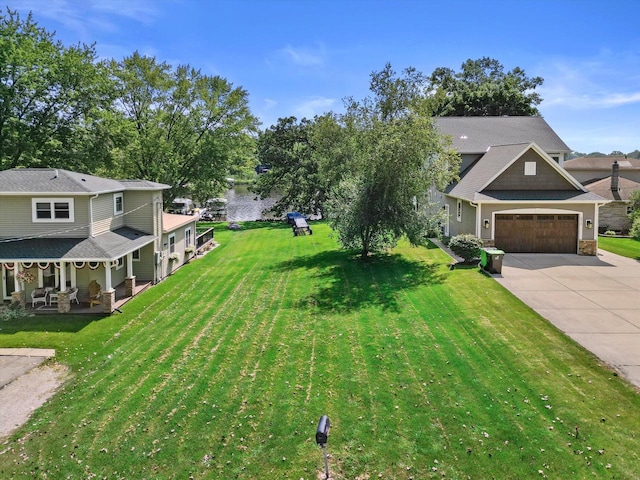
[[0, 227, 155, 261], [585, 176, 640, 201], [0, 168, 169, 194], [435, 116, 571, 154], [563, 156, 640, 170], [445, 142, 594, 203], [446, 143, 530, 200]]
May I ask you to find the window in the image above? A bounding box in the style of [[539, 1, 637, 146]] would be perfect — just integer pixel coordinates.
[[132, 249, 141, 262], [114, 193, 124, 215], [168, 234, 176, 254], [185, 227, 192, 248], [116, 256, 125, 270], [627, 205, 633, 215], [524, 162, 537, 176], [456, 199, 462, 222], [32, 198, 74, 222]]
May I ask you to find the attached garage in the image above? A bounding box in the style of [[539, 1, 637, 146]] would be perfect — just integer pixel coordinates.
[[495, 214, 578, 253]]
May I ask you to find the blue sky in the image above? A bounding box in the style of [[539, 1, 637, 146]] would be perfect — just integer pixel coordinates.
[[11, 0, 640, 154]]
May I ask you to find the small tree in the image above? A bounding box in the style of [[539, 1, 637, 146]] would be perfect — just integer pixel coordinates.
[[448, 234, 483, 262]]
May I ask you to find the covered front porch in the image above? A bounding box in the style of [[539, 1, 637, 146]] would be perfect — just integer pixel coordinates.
[[24, 279, 153, 315]]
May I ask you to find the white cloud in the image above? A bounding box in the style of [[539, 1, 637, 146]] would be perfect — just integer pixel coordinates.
[[293, 97, 336, 119], [538, 54, 640, 110], [277, 44, 326, 67], [14, 0, 161, 39]]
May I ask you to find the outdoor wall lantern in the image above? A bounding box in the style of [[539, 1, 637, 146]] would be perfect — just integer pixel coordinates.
[[586, 219, 593, 229], [483, 219, 490, 229]]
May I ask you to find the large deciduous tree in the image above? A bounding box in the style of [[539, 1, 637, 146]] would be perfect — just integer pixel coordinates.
[[110, 52, 258, 205], [328, 64, 460, 258], [0, 9, 114, 171], [426, 57, 544, 116], [253, 114, 350, 218]]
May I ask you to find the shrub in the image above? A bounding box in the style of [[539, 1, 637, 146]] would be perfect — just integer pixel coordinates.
[[448, 234, 483, 262], [604, 230, 617, 236], [0, 302, 33, 322], [630, 217, 640, 241]]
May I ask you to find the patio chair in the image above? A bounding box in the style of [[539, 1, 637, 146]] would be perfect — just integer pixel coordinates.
[[68, 287, 80, 305], [88, 280, 102, 307], [31, 288, 48, 308]]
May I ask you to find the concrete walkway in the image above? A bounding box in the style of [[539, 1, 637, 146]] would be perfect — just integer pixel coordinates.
[[0, 348, 56, 388], [493, 250, 640, 388]]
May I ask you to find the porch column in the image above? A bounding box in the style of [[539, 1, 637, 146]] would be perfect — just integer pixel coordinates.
[[70, 265, 77, 288], [59, 261, 67, 292], [126, 252, 133, 278], [57, 290, 71, 314], [15, 263, 22, 292], [38, 268, 44, 288], [11, 290, 25, 307], [104, 261, 113, 291]]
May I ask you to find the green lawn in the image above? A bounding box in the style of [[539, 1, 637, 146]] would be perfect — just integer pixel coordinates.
[[598, 235, 640, 260], [2, 222, 640, 479]]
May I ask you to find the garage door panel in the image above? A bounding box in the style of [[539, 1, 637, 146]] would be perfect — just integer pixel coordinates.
[[495, 214, 577, 253]]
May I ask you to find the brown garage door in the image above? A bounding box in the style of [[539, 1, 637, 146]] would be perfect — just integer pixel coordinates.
[[495, 214, 578, 253]]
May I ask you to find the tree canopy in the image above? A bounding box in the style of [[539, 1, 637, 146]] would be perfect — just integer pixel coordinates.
[[0, 9, 113, 171], [328, 64, 460, 258], [426, 57, 544, 116], [109, 52, 259, 205]]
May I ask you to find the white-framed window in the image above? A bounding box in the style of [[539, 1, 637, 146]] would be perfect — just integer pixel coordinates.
[[114, 193, 124, 215], [524, 161, 537, 176], [132, 249, 141, 262], [456, 199, 462, 222], [168, 234, 176, 254], [185, 227, 192, 249], [32, 198, 74, 222], [116, 256, 125, 270]]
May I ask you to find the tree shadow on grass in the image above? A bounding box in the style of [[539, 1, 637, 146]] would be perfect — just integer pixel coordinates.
[[273, 249, 446, 314]]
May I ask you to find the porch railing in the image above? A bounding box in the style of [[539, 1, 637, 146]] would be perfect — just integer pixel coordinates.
[[196, 227, 215, 251]]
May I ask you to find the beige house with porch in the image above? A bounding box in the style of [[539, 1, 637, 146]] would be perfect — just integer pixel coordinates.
[[0, 168, 209, 314]]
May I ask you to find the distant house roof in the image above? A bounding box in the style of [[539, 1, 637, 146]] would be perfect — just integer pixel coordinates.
[[563, 156, 640, 171], [0, 168, 169, 195], [0, 227, 155, 262], [585, 176, 640, 202], [434, 116, 571, 154], [445, 142, 589, 202]]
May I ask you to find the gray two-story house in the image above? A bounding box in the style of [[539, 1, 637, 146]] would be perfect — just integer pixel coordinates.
[[434, 117, 608, 255], [0, 168, 202, 313]]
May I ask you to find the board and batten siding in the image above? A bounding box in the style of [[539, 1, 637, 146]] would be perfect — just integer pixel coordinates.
[[0, 195, 89, 238], [486, 152, 575, 192]]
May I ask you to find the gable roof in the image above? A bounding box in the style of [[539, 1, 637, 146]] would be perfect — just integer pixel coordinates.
[[585, 176, 640, 202], [564, 156, 640, 171], [434, 116, 571, 154], [446, 142, 600, 203], [0, 168, 169, 195]]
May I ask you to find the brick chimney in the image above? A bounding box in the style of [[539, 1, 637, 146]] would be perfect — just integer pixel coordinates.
[[611, 160, 620, 193]]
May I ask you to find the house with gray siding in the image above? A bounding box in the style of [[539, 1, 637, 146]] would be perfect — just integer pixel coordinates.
[[0, 168, 204, 313], [435, 117, 608, 254]]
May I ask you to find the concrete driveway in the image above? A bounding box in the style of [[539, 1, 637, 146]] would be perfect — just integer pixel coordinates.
[[493, 250, 640, 388]]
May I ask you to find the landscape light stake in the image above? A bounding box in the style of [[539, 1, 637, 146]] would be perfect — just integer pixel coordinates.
[[316, 415, 331, 480]]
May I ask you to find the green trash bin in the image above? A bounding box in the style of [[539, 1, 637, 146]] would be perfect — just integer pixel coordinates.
[[480, 248, 490, 269], [483, 248, 504, 274]]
